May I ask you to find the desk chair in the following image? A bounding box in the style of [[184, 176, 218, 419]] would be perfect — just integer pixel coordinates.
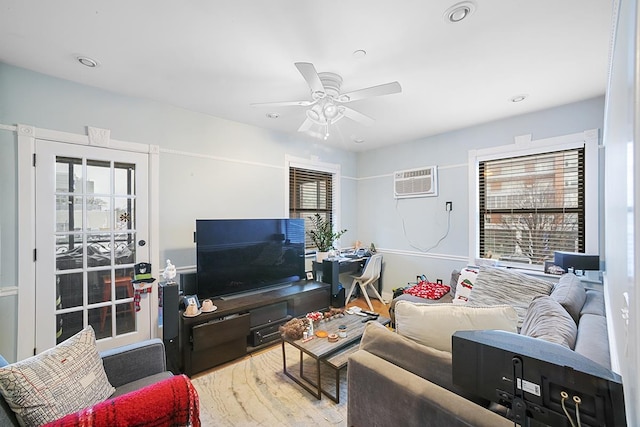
[[345, 253, 385, 311]]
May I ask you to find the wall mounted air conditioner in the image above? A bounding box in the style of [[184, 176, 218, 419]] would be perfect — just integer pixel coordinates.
[[393, 166, 438, 198]]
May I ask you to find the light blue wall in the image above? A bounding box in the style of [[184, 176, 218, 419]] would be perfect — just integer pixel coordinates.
[[0, 61, 607, 361], [357, 97, 605, 291], [0, 62, 358, 361]]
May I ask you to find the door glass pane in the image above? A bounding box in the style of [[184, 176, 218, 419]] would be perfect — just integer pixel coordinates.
[[114, 197, 135, 230], [87, 234, 112, 268], [90, 306, 111, 340], [114, 162, 135, 195], [56, 311, 83, 345], [116, 302, 135, 335], [56, 195, 82, 231], [88, 270, 110, 304], [55, 157, 82, 193], [113, 268, 134, 301], [115, 233, 135, 265], [56, 234, 83, 270], [87, 196, 111, 230], [86, 160, 111, 195], [56, 273, 83, 309]]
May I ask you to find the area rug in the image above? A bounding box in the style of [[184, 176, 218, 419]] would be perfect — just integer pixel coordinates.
[[191, 344, 348, 427]]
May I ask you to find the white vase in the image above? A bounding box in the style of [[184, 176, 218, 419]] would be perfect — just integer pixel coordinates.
[[316, 251, 329, 262]]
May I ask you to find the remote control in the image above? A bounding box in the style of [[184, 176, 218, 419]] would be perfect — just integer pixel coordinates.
[[362, 310, 378, 316]]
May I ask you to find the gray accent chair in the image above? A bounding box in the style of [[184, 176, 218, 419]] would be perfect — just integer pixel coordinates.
[[0, 339, 173, 426]]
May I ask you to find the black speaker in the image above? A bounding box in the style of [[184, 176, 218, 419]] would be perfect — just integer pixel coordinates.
[[159, 282, 181, 373], [160, 282, 180, 339], [180, 271, 198, 296]]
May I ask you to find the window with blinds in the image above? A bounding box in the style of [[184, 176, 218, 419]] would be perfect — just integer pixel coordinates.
[[289, 167, 334, 249], [479, 147, 585, 266]]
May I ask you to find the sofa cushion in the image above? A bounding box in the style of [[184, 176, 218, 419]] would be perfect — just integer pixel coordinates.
[[0, 326, 114, 426], [574, 313, 611, 368], [467, 267, 554, 325], [520, 296, 578, 349], [394, 301, 518, 352], [581, 289, 606, 317], [357, 322, 490, 407], [453, 267, 478, 304], [550, 273, 586, 324]]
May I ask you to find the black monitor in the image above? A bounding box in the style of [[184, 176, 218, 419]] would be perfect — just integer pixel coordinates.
[[452, 330, 626, 426]]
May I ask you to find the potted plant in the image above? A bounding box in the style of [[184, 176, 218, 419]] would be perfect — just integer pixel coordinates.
[[307, 213, 347, 262]]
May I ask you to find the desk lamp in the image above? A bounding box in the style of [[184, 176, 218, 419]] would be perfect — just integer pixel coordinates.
[[553, 251, 600, 276]]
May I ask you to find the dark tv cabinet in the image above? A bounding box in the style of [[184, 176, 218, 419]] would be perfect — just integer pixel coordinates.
[[179, 280, 331, 376]]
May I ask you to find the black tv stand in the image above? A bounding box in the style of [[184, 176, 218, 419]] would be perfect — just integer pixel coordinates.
[[179, 280, 330, 376], [219, 283, 293, 300]]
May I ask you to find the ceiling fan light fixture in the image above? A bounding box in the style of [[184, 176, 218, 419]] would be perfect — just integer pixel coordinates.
[[444, 1, 476, 23], [323, 102, 339, 119], [306, 104, 326, 124]]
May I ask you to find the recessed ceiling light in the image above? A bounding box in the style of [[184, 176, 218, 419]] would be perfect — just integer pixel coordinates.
[[444, 1, 477, 23], [510, 94, 528, 103], [352, 49, 367, 59], [76, 56, 98, 68], [353, 138, 365, 144], [266, 112, 279, 119]]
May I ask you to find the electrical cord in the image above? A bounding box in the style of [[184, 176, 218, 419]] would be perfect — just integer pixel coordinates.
[[396, 199, 452, 252], [573, 396, 582, 427], [561, 392, 577, 427]]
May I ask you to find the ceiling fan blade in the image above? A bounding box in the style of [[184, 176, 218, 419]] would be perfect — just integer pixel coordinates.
[[251, 99, 315, 107], [297, 117, 314, 132], [295, 62, 325, 95], [341, 106, 375, 126], [338, 81, 402, 103]]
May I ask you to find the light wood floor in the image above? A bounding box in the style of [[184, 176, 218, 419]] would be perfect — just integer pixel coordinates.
[[344, 295, 390, 318]]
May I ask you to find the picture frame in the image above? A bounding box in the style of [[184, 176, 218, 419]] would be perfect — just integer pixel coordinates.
[[182, 294, 200, 309], [306, 271, 314, 280]]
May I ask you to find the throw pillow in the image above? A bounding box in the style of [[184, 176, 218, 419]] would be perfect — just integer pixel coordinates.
[[452, 267, 479, 304], [0, 326, 115, 426], [394, 301, 518, 352], [520, 296, 578, 349], [403, 281, 451, 300], [550, 273, 586, 324], [467, 266, 554, 325]]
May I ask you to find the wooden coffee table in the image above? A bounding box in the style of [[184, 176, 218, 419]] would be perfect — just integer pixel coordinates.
[[281, 314, 390, 403]]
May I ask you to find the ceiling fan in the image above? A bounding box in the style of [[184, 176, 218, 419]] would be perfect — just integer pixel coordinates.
[[252, 62, 402, 140]]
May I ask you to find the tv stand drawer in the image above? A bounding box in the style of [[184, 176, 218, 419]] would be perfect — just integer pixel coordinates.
[[192, 313, 250, 351]]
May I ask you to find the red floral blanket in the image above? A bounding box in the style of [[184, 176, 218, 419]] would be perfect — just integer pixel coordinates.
[[45, 374, 200, 427], [403, 280, 451, 300]]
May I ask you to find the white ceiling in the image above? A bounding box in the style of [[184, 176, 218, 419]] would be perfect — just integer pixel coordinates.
[[0, 1, 614, 151]]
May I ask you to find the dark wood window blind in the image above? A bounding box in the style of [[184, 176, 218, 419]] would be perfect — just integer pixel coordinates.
[[289, 167, 334, 249], [479, 147, 585, 266]]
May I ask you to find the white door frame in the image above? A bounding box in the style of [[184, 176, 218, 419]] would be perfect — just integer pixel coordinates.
[[16, 124, 160, 360]]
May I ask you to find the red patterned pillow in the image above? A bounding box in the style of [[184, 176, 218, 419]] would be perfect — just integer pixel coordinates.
[[403, 281, 451, 300]]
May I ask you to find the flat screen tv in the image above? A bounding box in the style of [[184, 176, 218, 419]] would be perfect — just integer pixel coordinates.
[[195, 218, 305, 300], [452, 330, 626, 426]]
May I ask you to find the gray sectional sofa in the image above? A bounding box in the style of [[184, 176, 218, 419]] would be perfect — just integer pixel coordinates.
[[347, 272, 614, 426]]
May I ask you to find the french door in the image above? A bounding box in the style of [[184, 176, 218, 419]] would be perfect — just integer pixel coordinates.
[[35, 140, 151, 352]]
